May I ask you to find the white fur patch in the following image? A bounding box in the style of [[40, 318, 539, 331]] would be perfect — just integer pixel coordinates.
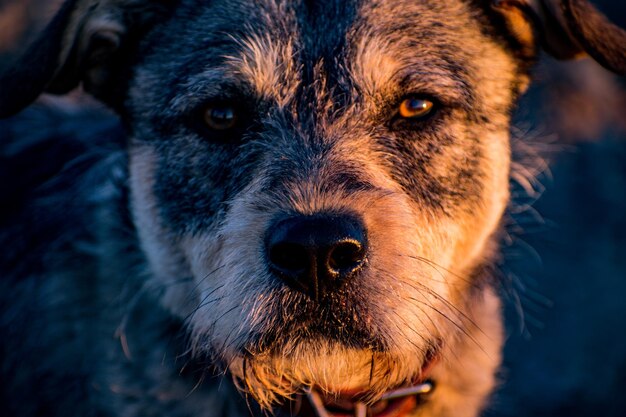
[[128, 145, 199, 318]]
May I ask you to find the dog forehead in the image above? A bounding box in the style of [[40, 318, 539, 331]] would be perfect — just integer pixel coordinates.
[[133, 0, 485, 112]]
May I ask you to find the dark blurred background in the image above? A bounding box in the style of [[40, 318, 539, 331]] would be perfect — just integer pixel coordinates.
[[1, 1, 625, 416]]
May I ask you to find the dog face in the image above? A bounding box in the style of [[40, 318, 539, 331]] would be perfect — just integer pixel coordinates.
[[1, 0, 624, 416], [127, 0, 519, 406]]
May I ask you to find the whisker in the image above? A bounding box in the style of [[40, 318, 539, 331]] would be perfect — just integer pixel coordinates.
[[398, 253, 478, 288]]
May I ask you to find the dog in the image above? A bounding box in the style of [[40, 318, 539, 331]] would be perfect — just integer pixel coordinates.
[[0, 1, 624, 416]]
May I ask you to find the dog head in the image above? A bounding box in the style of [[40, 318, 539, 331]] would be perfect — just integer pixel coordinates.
[[1, 1, 624, 416]]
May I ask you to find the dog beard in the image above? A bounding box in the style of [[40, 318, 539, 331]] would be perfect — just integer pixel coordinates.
[[223, 339, 437, 409], [192, 289, 432, 408]]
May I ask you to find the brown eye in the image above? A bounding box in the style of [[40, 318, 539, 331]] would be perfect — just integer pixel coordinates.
[[204, 105, 237, 130], [398, 97, 434, 119]]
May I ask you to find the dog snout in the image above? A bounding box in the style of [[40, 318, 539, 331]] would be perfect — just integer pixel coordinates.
[[265, 214, 368, 300]]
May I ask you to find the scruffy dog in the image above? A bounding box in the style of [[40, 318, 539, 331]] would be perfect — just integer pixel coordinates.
[[0, 1, 624, 416]]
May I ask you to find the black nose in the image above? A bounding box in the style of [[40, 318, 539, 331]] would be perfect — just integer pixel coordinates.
[[265, 214, 368, 300]]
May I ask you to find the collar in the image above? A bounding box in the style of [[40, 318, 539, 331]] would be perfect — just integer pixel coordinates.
[[299, 381, 435, 417]]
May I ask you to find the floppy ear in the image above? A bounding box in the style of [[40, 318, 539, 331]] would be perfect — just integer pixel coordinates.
[[492, 0, 626, 75], [0, 0, 178, 118]]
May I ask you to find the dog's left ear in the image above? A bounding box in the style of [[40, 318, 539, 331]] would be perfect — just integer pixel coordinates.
[[492, 0, 626, 75], [0, 0, 179, 118]]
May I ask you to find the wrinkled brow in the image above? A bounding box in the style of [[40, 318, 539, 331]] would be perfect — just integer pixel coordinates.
[[166, 33, 301, 115], [349, 35, 474, 110]]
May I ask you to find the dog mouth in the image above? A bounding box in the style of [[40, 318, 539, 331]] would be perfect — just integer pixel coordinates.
[[282, 349, 440, 417]]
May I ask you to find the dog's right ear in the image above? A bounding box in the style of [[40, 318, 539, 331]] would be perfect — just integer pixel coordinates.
[[0, 0, 178, 118]]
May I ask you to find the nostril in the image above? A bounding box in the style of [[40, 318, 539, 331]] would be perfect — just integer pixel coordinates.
[[328, 240, 365, 273], [269, 242, 309, 275]]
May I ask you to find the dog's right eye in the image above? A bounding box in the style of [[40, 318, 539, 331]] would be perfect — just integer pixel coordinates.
[[203, 104, 238, 130], [189, 99, 258, 143]]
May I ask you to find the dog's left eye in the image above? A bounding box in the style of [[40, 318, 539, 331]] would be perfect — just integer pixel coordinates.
[[203, 105, 238, 130], [398, 97, 435, 120]]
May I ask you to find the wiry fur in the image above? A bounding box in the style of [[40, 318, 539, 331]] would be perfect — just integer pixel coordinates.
[[1, 0, 623, 416], [127, 3, 519, 411]]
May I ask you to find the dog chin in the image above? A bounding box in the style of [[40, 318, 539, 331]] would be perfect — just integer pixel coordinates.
[[223, 340, 432, 409]]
